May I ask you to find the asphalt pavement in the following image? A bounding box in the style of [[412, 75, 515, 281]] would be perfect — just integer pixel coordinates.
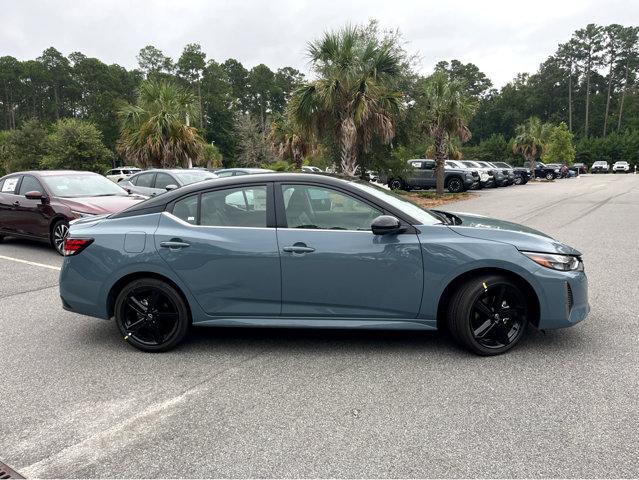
[[0, 174, 637, 478]]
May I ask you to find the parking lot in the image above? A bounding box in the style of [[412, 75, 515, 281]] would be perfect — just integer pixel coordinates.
[[1, 173, 638, 478]]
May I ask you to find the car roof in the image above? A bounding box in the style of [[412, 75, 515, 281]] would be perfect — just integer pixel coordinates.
[[2, 170, 100, 178], [217, 168, 274, 173], [131, 169, 210, 174]]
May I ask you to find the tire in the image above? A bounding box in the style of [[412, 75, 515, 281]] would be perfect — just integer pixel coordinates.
[[545, 172, 554, 181], [50, 219, 69, 256], [389, 179, 404, 190], [114, 278, 190, 352], [446, 274, 528, 356], [514, 175, 523, 185], [446, 177, 464, 193]]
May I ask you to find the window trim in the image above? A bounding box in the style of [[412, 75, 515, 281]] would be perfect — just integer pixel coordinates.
[[18, 174, 45, 196], [167, 183, 275, 228], [274, 181, 415, 233]]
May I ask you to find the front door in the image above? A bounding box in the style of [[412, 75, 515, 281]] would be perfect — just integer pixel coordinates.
[[156, 184, 281, 317], [14, 174, 51, 239], [276, 183, 423, 318]]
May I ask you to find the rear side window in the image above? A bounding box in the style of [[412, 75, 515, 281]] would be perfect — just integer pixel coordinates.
[[18, 175, 44, 195], [1, 176, 21, 194], [172, 195, 199, 225]]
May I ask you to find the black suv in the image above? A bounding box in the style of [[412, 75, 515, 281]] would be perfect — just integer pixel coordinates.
[[491, 162, 531, 185], [384, 159, 479, 193], [534, 162, 559, 180]]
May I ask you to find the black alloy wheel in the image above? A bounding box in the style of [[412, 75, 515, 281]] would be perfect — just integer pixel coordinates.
[[115, 278, 190, 352], [51, 220, 69, 255], [447, 177, 464, 193], [446, 275, 528, 355], [389, 179, 403, 190]]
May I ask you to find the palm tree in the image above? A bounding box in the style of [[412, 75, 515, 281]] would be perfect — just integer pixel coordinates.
[[512, 117, 552, 177], [117, 80, 203, 168], [290, 25, 403, 176], [269, 113, 312, 169], [420, 72, 476, 195]]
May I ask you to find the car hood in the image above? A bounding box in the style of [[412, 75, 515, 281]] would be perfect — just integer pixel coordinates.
[[58, 195, 146, 214], [441, 211, 582, 256]]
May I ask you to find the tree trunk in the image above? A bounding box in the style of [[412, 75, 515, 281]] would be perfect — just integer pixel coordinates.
[[584, 68, 591, 137], [434, 132, 447, 195], [197, 79, 204, 130], [603, 59, 615, 137], [339, 116, 357, 176], [528, 154, 536, 179], [618, 61, 630, 131], [568, 64, 573, 132]]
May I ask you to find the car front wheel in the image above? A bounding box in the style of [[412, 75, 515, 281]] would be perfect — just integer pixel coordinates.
[[115, 278, 190, 352], [446, 275, 528, 355], [447, 177, 464, 193], [51, 220, 69, 255], [545, 172, 554, 180], [389, 179, 404, 190]]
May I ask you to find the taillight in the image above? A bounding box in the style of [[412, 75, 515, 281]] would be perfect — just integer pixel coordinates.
[[63, 238, 94, 256]]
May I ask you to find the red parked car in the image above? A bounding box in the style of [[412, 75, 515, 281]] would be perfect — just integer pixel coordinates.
[[0, 170, 146, 254]]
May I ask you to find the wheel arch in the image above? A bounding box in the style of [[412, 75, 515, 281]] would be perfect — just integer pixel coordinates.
[[107, 271, 193, 323], [436, 267, 541, 329]]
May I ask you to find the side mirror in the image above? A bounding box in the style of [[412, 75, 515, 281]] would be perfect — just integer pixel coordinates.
[[25, 190, 46, 201], [165, 184, 178, 191], [371, 215, 403, 235]]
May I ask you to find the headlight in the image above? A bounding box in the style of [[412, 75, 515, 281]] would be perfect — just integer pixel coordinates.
[[522, 251, 584, 271], [71, 210, 96, 218]]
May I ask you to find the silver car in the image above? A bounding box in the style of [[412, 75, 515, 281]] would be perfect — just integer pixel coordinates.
[[120, 169, 218, 197]]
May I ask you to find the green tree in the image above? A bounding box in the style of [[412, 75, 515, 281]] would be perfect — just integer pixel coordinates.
[[270, 112, 312, 169], [291, 25, 403, 176], [177, 43, 206, 129], [41, 118, 113, 172], [137, 45, 174, 79], [542, 122, 576, 165], [574, 24, 604, 137], [418, 71, 476, 194], [0, 119, 48, 172], [117, 80, 203, 168], [512, 117, 552, 175], [196, 143, 223, 168], [434, 59, 493, 97]]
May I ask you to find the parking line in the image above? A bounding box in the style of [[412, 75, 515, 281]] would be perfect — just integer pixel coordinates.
[[0, 255, 61, 271]]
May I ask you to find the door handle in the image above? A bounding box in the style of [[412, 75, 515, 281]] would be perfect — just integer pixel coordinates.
[[160, 240, 190, 249], [283, 245, 315, 254]]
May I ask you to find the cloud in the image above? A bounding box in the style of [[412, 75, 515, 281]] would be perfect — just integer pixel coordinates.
[[3, 0, 638, 87]]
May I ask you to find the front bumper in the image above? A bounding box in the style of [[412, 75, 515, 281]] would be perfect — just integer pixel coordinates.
[[533, 268, 589, 330]]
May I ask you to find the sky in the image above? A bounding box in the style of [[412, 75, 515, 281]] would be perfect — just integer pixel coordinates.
[[2, 0, 638, 87]]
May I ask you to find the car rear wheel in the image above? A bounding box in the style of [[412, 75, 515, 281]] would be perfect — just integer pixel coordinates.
[[545, 172, 554, 180], [447, 177, 464, 193], [513, 175, 523, 185], [50, 220, 69, 256], [446, 275, 528, 355], [115, 278, 190, 352]]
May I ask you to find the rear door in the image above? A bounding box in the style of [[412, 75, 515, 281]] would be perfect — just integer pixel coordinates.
[[275, 182, 423, 318], [156, 183, 281, 317]]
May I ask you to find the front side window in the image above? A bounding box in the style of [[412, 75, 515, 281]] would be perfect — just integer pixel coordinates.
[[155, 173, 176, 189], [201, 186, 267, 227], [18, 175, 44, 195], [135, 173, 155, 187], [281, 184, 381, 231]]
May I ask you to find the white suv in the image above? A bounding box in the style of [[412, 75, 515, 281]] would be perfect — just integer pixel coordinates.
[[591, 161, 609, 174], [612, 161, 631, 173], [106, 167, 142, 183]]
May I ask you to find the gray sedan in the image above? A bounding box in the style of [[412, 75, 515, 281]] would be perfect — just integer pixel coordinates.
[[120, 169, 218, 197]]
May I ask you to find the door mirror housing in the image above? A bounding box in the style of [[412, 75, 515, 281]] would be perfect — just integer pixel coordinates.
[[25, 190, 46, 201], [165, 184, 178, 191], [371, 215, 403, 235]]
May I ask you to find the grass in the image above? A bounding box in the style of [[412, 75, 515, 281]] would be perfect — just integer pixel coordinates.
[[397, 190, 472, 208]]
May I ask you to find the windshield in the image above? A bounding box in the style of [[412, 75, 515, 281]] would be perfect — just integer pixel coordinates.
[[462, 161, 479, 168], [350, 182, 442, 226], [42, 174, 129, 198], [494, 162, 511, 168], [173, 171, 218, 185]]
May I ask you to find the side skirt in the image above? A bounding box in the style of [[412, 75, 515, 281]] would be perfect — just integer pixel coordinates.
[[193, 317, 438, 331]]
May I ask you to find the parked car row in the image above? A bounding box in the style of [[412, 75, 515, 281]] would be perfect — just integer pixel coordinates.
[[381, 159, 529, 193]]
